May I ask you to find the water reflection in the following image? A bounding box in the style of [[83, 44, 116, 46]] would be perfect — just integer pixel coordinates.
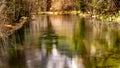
[[0, 15, 120, 68], [47, 44, 84, 68]]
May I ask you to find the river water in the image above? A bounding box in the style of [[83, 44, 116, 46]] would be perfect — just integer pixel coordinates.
[[0, 15, 120, 68]]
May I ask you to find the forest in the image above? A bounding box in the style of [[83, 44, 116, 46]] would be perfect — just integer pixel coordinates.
[[0, 0, 120, 23]]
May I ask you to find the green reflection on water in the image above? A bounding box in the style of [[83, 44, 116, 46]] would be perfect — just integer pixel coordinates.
[[73, 17, 85, 55], [73, 17, 91, 68]]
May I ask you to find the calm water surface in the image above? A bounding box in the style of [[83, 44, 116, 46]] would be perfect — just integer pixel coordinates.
[[0, 15, 120, 68]]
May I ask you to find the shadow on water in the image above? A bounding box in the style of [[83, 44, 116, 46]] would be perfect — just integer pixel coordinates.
[[0, 15, 120, 68]]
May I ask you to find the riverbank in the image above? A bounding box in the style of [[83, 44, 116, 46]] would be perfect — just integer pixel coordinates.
[[92, 11, 120, 23], [38, 11, 120, 23]]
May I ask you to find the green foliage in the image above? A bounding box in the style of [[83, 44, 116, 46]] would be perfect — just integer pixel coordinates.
[[76, 0, 84, 11]]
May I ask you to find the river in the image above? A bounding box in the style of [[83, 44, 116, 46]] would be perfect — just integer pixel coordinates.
[[0, 15, 120, 68]]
